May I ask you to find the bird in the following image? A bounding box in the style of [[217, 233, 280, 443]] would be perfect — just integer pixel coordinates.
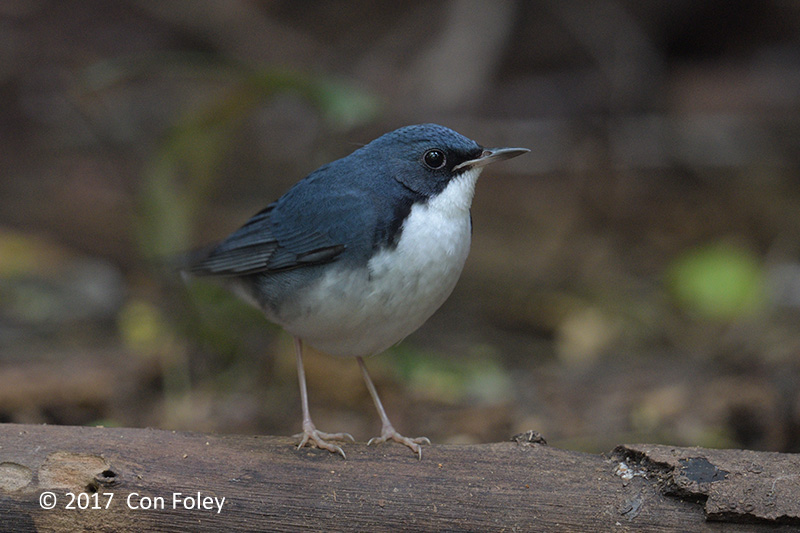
[[185, 124, 528, 459]]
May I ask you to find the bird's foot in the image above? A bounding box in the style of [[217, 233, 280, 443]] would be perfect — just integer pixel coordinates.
[[294, 422, 354, 459], [367, 424, 431, 459]]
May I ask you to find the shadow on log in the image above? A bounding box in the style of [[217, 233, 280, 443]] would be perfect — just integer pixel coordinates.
[[0, 424, 798, 531]]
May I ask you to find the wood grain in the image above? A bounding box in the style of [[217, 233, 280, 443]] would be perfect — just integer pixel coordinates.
[[1, 424, 798, 532]]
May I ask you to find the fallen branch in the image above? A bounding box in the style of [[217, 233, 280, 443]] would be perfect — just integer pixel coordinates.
[[0, 424, 798, 531]]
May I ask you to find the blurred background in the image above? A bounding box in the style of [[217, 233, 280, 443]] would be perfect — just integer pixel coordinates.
[[1, 0, 799, 453]]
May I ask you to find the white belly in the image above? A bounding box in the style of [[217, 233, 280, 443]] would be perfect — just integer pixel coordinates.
[[273, 169, 480, 357]]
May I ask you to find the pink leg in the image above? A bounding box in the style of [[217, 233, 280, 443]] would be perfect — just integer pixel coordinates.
[[357, 356, 430, 459], [292, 337, 353, 458]]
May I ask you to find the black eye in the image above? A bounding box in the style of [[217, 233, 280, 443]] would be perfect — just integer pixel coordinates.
[[423, 149, 446, 169]]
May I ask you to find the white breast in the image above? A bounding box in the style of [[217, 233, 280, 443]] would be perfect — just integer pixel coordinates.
[[275, 168, 482, 357]]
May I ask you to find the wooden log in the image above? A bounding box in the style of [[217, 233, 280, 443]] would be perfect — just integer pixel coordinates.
[[0, 424, 798, 532]]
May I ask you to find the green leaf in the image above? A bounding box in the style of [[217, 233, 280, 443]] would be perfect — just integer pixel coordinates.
[[667, 241, 765, 320]]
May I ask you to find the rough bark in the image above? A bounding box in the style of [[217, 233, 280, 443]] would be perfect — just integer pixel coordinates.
[[0, 424, 798, 532]]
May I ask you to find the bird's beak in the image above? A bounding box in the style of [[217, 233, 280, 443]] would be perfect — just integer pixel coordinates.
[[453, 147, 529, 172]]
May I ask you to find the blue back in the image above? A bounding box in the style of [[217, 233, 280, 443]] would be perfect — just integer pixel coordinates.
[[188, 124, 482, 277]]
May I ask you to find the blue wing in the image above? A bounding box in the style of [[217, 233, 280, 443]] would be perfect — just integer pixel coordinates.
[[186, 182, 377, 277]]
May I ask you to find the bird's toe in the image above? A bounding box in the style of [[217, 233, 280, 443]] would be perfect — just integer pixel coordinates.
[[294, 424, 353, 458], [367, 425, 430, 459]]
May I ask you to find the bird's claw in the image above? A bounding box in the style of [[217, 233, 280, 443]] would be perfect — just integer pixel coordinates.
[[367, 425, 430, 459], [294, 424, 354, 459]]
